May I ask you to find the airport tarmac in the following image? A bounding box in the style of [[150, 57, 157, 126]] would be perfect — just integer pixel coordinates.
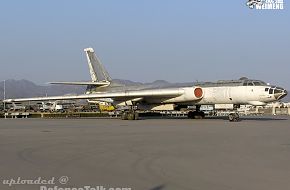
[[0, 116, 290, 190]]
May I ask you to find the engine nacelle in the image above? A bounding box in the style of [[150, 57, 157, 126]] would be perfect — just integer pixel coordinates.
[[162, 87, 203, 103]]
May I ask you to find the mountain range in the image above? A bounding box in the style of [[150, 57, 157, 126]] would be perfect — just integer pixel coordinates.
[[0, 79, 86, 99], [0, 79, 289, 102]]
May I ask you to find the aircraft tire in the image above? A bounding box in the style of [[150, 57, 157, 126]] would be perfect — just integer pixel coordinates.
[[193, 111, 205, 119], [188, 111, 205, 119], [134, 112, 139, 120], [234, 113, 240, 122], [188, 111, 194, 119], [228, 113, 234, 122], [121, 112, 128, 120], [228, 113, 240, 122], [127, 113, 135, 120], [199, 111, 205, 119]]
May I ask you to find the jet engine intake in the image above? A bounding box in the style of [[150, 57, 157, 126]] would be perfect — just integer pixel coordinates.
[[162, 87, 204, 103], [194, 87, 203, 99]]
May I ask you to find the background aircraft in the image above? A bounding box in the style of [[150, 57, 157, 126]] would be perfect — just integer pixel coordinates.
[[4, 48, 288, 121]]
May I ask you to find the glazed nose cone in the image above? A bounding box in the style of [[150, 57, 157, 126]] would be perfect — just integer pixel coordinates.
[[275, 88, 288, 100]]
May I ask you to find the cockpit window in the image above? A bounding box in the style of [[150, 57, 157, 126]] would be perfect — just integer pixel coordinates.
[[253, 81, 261, 86], [269, 89, 273, 94], [244, 80, 267, 86], [265, 88, 269, 91], [248, 82, 254, 86]]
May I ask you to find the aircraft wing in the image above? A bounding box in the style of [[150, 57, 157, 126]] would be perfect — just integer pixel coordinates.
[[4, 88, 184, 103]]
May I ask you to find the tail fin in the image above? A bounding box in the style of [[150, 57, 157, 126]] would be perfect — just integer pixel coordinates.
[[84, 48, 112, 82]]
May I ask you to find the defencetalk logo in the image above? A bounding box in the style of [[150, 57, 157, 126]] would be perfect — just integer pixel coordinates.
[[246, 0, 284, 10]]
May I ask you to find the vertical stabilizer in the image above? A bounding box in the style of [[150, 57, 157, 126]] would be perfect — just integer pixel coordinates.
[[84, 48, 112, 82]]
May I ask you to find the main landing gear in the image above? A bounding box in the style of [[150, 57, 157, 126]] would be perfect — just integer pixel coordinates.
[[187, 105, 205, 119], [121, 111, 139, 120]]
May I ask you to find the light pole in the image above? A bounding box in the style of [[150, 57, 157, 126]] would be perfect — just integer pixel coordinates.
[[3, 80, 6, 112]]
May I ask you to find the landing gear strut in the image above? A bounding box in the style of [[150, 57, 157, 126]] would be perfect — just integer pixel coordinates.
[[188, 105, 205, 119], [121, 106, 139, 120]]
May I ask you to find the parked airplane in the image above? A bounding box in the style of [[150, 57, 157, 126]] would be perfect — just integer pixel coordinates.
[[3, 48, 288, 121]]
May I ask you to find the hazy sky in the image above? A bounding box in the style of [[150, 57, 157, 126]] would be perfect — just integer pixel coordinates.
[[0, 1, 289, 89]]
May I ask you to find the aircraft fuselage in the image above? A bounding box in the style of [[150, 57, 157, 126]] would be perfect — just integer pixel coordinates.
[[86, 79, 287, 107]]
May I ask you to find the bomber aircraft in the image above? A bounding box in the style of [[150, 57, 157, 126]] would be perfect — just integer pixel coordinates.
[[4, 48, 288, 121]]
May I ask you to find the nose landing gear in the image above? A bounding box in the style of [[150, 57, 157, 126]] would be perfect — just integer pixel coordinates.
[[228, 104, 240, 122], [228, 113, 240, 122]]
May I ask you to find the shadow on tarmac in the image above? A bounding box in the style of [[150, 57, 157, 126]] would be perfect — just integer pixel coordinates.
[[149, 185, 166, 190], [139, 116, 289, 121]]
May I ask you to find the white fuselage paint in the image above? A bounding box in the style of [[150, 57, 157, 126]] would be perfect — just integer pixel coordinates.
[[197, 86, 274, 106], [139, 85, 276, 107], [110, 85, 277, 110], [93, 85, 275, 107]]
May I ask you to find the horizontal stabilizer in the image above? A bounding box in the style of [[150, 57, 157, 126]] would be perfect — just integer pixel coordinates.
[[48, 81, 110, 86]]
